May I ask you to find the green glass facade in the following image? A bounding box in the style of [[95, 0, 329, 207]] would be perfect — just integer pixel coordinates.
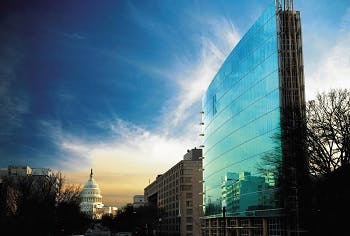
[[202, 2, 283, 217]]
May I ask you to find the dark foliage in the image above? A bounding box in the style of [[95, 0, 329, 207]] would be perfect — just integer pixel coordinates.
[[0, 173, 91, 235], [309, 164, 350, 235], [100, 204, 158, 235], [55, 201, 91, 235]]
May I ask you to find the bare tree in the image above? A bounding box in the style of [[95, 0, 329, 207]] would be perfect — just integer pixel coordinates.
[[0, 171, 89, 235], [56, 174, 81, 204], [306, 89, 350, 175]]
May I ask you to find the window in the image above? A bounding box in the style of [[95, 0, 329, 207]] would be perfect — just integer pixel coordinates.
[[186, 209, 193, 215], [184, 177, 192, 183], [213, 94, 217, 115], [181, 185, 192, 191], [186, 225, 193, 231]]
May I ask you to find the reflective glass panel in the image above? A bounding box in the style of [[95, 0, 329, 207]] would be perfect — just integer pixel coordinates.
[[202, 2, 282, 217]]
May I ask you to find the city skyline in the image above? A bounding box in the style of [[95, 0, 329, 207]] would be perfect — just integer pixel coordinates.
[[1, 0, 350, 207]]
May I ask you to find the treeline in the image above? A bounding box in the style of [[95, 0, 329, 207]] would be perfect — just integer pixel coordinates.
[[98, 204, 159, 235], [0, 173, 91, 235], [101, 204, 159, 235]]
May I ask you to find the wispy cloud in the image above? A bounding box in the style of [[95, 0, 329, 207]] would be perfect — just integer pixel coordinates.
[[159, 16, 240, 136], [58, 118, 194, 206], [305, 7, 350, 100], [37, 119, 92, 168], [53, 14, 240, 206]]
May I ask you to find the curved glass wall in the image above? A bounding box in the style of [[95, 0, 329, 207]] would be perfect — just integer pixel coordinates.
[[202, 2, 282, 217]]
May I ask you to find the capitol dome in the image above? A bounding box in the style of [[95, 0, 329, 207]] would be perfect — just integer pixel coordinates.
[[80, 169, 104, 219]]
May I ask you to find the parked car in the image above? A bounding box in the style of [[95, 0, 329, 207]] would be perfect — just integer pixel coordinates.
[[116, 232, 132, 236]]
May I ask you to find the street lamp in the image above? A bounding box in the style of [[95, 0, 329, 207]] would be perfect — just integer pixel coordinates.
[[222, 206, 226, 236], [158, 218, 162, 236], [345, 115, 350, 164]]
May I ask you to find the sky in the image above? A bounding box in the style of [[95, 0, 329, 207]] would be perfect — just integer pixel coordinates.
[[1, 0, 349, 207]]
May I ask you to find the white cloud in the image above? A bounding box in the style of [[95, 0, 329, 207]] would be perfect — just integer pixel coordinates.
[[37, 119, 91, 169], [160, 16, 240, 135], [60, 118, 194, 174], [61, 141, 91, 155], [60, 119, 195, 206], [95, 118, 191, 169], [56, 15, 240, 206], [305, 8, 350, 100]]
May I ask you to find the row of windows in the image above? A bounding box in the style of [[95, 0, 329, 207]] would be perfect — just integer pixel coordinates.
[[202, 216, 284, 236], [83, 191, 99, 195], [158, 186, 193, 206], [82, 197, 101, 202]]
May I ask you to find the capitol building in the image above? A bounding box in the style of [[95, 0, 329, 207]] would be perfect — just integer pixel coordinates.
[[80, 169, 104, 219]]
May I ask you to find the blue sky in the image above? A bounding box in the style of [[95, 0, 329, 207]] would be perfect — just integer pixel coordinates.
[[1, 0, 349, 205]]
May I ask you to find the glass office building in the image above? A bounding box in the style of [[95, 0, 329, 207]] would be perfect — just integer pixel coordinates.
[[201, 1, 306, 234]]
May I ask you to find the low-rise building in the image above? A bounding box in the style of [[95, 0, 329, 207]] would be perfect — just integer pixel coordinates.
[[144, 148, 203, 236], [0, 165, 53, 178], [102, 206, 118, 216], [0, 165, 32, 176], [133, 195, 145, 208]]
